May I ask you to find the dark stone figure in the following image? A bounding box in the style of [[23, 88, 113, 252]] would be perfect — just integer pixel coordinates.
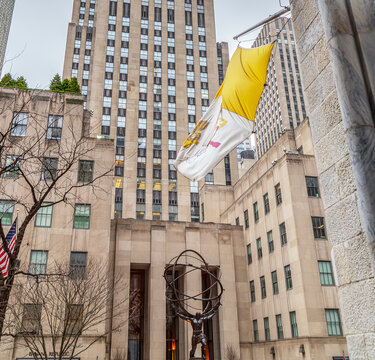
[[164, 250, 224, 360], [173, 303, 220, 359]]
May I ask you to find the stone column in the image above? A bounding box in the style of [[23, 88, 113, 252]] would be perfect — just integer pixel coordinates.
[[110, 221, 132, 359], [185, 226, 202, 359], [217, 227, 241, 359], [148, 225, 167, 360]]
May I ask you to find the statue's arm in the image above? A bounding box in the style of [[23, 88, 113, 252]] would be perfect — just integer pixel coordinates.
[[171, 302, 191, 321], [177, 311, 191, 321], [202, 302, 221, 320]]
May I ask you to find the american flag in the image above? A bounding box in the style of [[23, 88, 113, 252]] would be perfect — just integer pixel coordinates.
[[0, 217, 17, 278]]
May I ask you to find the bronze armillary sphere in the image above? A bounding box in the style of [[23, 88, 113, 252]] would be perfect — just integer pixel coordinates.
[[164, 250, 224, 360]]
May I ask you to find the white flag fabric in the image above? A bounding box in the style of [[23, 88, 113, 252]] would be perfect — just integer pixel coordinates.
[[174, 43, 275, 182]]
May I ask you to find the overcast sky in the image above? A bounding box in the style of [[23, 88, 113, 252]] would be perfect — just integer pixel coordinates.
[[2, 0, 287, 89]]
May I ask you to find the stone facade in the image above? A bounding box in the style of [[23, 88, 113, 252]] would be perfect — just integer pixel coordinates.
[[0, 88, 115, 359], [0, 0, 15, 73], [200, 120, 348, 359], [290, 0, 375, 358]]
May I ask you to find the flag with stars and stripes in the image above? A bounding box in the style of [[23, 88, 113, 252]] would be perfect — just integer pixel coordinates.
[[0, 217, 17, 278]]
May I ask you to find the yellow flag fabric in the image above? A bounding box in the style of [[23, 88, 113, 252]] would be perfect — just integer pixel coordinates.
[[215, 43, 274, 120], [174, 43, 274, 182]]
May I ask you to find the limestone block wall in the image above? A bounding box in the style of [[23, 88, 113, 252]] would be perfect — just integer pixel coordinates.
[[290, 0, 375, 358], [0, 0, 15, 73]]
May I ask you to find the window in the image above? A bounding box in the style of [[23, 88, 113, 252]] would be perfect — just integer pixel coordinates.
[[263, 193, 270, 214], [284, 264, 293, 290], [47, 115, 63, 140], [70, 252, 87, 278], [276, 314, 283, 339], [325, 309, 342, 336], [235, 217, 239, 226], [260, 276, 266, 298], [253, 320, 259, 342], [253, 202, 259, 222], [271, 270, 279, 294], [244, 210, 249, 229], [246, 244, 252, 264], [4, 155, 20, 178], [275, 183, 282, 205], [29, 250, 48, 275], [264, 317, 270, 340], [289, 311, 298, 338], [306, 176, 320, 197], [78, 160, 94, 183], [197, 12, 205, 27], [73, 204, 91, 229], [35, 203, 53, 227], [312, 217, 326, 239], [137, 189, 145, 203], [267, 230, 274, 253], [11, 112, 28, 137], [123, 2, 130, 17], [65, 304, 83, 334], [279, 222, 287, 246], [41, 157, 58, 181], [0, 200, 14, 225], [318, 261, 335, 285], [22, 304, 42, 334], [256, 238, 262, 259], [250, 280, 255, 302]]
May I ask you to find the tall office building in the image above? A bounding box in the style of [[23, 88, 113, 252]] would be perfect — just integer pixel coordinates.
[[0, 0, 16, 73], [253, 17, 307, 158], [63, 0, 238, 222]]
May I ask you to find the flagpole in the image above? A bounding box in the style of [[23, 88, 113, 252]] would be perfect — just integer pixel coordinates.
[[16, 208, 19, 239], [233, 7, 290, 40]]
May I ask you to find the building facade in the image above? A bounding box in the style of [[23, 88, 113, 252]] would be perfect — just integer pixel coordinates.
[[0, 89, 250, 360], [290, 0, 375, 357], [0, 0, 16, 73], [62, 0, 238, 223], [200, 119, 348, 359], [253, 17, 307, 159], [0, 89, 349, 360]]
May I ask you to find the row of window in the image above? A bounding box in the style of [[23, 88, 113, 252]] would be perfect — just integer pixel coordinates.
[[250, 265, 292, 302], [246, 217, 326, 266], [11, 113, 63, 140], [241, 177, 320, 229], [3, 157, 94, 186], [0, 202, 91, 229], [28, 250, 87, 276], [250, 261, 334, 303], [253, 309, 342, 342]]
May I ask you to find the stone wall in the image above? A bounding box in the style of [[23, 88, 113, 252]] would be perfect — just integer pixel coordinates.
[[0, 0, 15, 73], [290, 0, 375, 358]]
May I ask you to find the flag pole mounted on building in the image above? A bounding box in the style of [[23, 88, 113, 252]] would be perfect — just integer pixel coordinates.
[[174, 8, 290, 182]]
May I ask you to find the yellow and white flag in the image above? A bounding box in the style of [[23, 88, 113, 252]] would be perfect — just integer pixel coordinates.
[[175, 43, 274, 181]]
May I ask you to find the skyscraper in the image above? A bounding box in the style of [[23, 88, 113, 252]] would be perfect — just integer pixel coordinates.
[[63, 0, 238, 222], [253, 17, 307, 158], [0, 0, 16, 73]]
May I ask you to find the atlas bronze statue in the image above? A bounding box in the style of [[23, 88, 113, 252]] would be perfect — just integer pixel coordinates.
[[164, 250, 224, 360]]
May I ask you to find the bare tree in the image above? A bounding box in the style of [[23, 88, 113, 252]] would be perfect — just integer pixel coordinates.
[[0, 88, 114, 337], [1, 259, 132, 360], [225, 344, 239, 360]]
